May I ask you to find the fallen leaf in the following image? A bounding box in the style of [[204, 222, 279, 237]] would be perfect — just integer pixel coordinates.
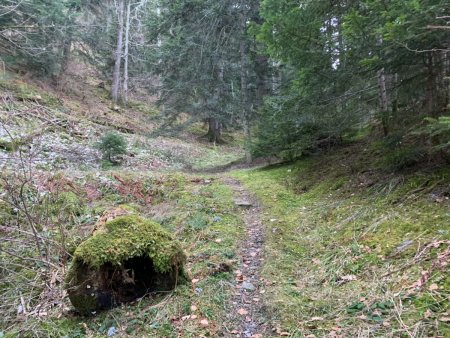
[[237, 308, 248, 316], [429, 283, 439, 291], [439, 317, 450, 322], [251, 335, 263, 338], [200, 319, 209, 326], [340, 275, 357, 281], [190, 305, 198, 312], [192, 278, 200, 284], [190, 314, 198, 320], [310, 316, 324, 321]]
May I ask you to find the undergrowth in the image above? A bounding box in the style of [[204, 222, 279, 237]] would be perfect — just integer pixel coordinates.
[[1, 171, 244, 337]]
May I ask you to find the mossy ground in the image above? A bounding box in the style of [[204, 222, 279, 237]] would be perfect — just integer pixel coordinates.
[[233, 142, 450, 337]]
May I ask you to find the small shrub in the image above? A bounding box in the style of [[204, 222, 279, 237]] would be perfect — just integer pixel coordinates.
[[97, 132, 127, 164], [384, 146, 424, 171]]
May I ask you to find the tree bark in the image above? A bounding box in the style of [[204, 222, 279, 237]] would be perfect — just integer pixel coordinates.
[[57, 37, 72, 89], [377, 68, 389, 136], [207, 117, 221, 144], [240, 7, 252, 164], [112, 0, 125, 104], [122, 1, 131, 107]]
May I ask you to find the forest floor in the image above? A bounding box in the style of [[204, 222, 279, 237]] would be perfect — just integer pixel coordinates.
[[0, 68, 449, 338]]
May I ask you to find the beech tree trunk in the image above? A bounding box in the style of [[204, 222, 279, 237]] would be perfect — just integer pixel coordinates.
[[112, 0, 125, 104]]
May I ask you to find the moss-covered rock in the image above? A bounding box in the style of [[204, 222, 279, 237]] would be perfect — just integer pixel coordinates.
[[65, 215, 187, 315]]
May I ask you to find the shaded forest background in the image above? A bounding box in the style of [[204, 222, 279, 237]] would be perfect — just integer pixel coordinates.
[[1, 0, 449, 165]]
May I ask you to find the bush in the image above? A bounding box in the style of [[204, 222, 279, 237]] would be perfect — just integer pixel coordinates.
[[384, 146, 424, 171], [97, 132, 127, 164]]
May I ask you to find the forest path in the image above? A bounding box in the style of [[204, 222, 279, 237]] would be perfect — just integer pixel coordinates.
[[221, 177, 270, 338]]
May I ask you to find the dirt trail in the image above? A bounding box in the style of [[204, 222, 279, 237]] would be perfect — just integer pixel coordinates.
[[222, 177, 269, 338]]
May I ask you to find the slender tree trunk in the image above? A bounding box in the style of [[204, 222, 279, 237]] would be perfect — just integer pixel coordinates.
[[122, 1, 131, 107], [240, 10, 252, 164], [391, 73, 399, 123], [57, 37, 72, 89], [436, 50, 448, 114], [112, 0, 125, 104], [377, 68, 389, 136]]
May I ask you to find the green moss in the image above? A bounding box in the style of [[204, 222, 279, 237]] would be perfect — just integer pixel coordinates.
[[0, 138, 26, 152], [52, 191, 84, 217], [68, 215, 186, 274], [0, 77, 59, 107]]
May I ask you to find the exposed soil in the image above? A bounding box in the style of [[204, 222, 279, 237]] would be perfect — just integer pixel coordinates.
[[222, 177, 270, 338]]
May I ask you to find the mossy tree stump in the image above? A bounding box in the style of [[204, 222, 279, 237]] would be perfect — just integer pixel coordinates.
[[65, 215, 186, 315]]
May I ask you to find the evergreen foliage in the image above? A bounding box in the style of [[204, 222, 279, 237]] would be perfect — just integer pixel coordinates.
[[148, 0, 270, 144], [252, 0, 449, 160], [0, 0, 82, 76], [1, 0, 448, 161], [97, 132, 127, 164]]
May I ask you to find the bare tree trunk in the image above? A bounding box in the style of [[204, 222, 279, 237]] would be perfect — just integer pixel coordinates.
[[391, 73, 399, 123], [122, 0, 131, 107], [112, 0, 125, 104], [240, 10, 252, 164], [436, 50, 449, 114], [426, 52, 435, 116], [57, 37, 72, 89], [207, 117, 221, 144], [377, 68, 389, 136]]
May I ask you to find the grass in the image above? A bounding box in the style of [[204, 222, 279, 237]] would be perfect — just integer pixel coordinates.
[[0, 170, 245, 337], [232, 143, 450, 337]]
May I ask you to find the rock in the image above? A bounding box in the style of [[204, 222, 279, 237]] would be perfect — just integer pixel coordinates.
[[65, 215, 187, 315], [235, 199, 253, 208], [107, 327, 118, 337], [392, 239, 414, 256], [242, 281, 256, 291]]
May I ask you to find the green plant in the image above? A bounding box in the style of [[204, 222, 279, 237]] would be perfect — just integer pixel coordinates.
[[425, 116, 450, 150], [97, 132, 127, 164], [384, 146, 424, 171]]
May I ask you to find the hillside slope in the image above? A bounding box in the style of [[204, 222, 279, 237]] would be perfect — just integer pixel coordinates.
[[0, 69, 449, 337], [234, 141, 450, 337]]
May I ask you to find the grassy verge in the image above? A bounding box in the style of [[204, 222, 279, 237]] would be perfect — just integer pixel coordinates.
[[233, 143, 450, 337]]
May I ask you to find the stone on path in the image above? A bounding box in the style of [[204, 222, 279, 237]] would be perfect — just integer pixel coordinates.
[[235, 199, 253, 208], [242, 281, 256, 291]]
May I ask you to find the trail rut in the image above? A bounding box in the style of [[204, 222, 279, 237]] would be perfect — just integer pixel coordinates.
[[222, 177, 269, 338]]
